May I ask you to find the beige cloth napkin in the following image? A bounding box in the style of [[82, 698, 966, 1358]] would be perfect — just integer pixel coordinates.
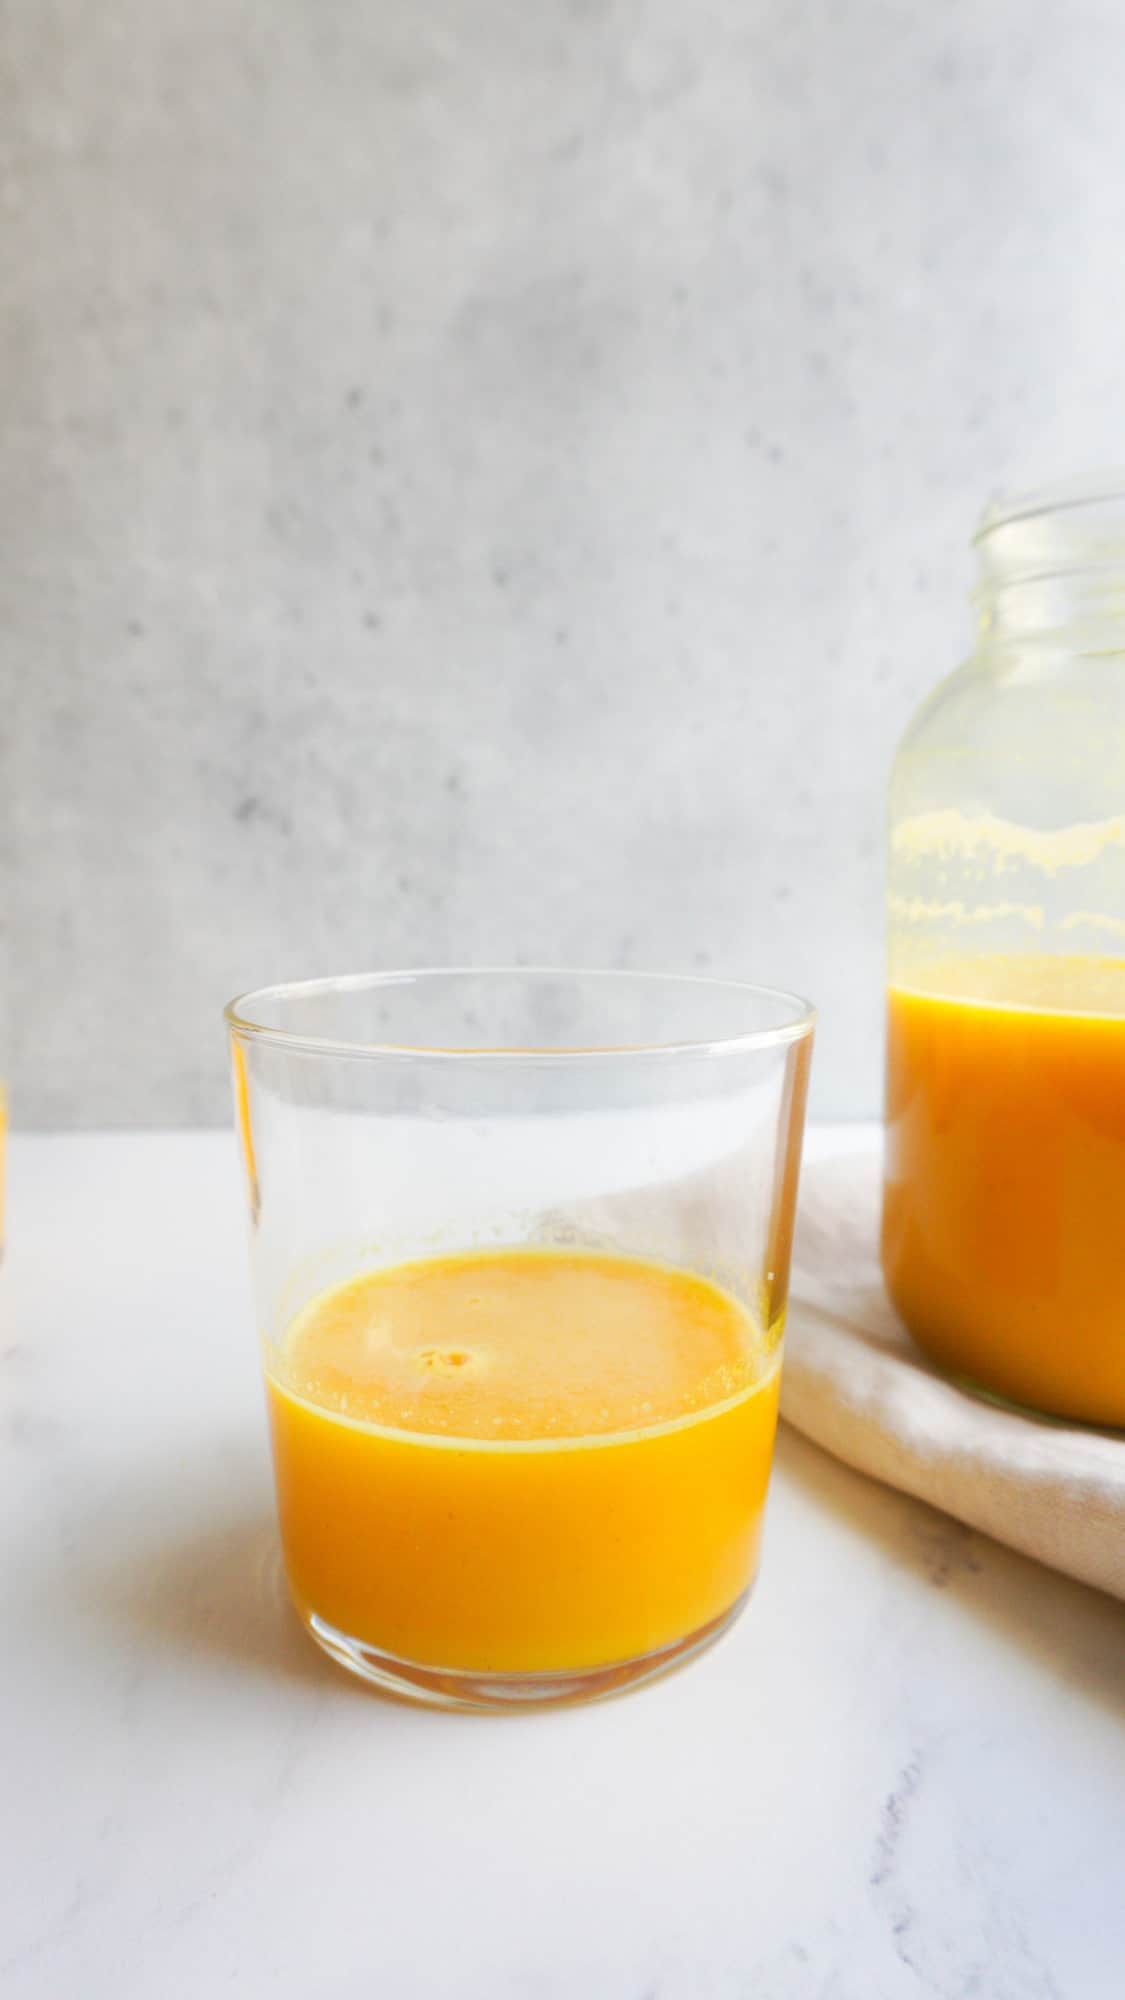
[[783, 1132, 1125, 1600]]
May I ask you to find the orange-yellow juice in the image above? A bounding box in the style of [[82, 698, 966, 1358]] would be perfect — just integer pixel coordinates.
[[266, 1248, 780, 1675], [883, 956, 1125, 1425]]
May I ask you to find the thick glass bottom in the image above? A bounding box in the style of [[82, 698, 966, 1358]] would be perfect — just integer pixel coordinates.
[[302, 1591, 750, 1711], [892, 1300, 1125, 1431], [944, 1366, 1124, 1434]]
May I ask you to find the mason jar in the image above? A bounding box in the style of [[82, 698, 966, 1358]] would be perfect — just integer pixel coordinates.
[[882, 477, 1125, 1427]]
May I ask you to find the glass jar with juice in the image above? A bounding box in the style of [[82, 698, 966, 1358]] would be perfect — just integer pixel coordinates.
[[883, 477, 1125, 1427]]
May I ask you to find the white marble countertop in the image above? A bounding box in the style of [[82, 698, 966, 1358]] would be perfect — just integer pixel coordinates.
[[4, 1128, 1123, 1999]]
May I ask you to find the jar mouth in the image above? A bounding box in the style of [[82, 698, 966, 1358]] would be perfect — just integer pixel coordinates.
[[972, 474, 1125, 623], [975, 471, 1125, 543]]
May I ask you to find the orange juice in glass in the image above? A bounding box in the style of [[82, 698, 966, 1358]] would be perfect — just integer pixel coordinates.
[[227, 970, 813, 1709]]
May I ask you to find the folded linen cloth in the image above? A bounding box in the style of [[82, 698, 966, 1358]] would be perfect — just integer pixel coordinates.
[[783, 1129, 1125, 1601]]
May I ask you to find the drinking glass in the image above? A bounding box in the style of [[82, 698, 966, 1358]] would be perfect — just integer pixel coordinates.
[[226, 969, 814, 1709]]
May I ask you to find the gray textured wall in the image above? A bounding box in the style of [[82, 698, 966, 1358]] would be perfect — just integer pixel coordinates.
[[4, 1, 1125, 1127]]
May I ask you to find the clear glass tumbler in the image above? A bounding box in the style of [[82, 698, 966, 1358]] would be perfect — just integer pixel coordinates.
[[226, 970, 814, 1709]]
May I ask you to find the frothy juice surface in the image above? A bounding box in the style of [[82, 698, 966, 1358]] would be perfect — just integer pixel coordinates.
[[883, 955, 1125, 1425], [266, 1248, 780, 1675]]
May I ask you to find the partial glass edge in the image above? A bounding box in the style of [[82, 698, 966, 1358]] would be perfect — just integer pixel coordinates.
[[223, 966, 818, 1065]]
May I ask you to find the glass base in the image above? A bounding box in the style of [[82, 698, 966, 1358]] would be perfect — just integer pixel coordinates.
[[947, 1368, 1123, 1434], [302, 1591, 749, 1711]]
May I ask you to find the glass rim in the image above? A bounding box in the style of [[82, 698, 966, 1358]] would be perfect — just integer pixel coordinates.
[[224, 966, 817, 1065]]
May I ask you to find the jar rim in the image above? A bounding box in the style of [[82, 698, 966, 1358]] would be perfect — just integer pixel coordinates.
[[975, 470, 1125, 543]]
